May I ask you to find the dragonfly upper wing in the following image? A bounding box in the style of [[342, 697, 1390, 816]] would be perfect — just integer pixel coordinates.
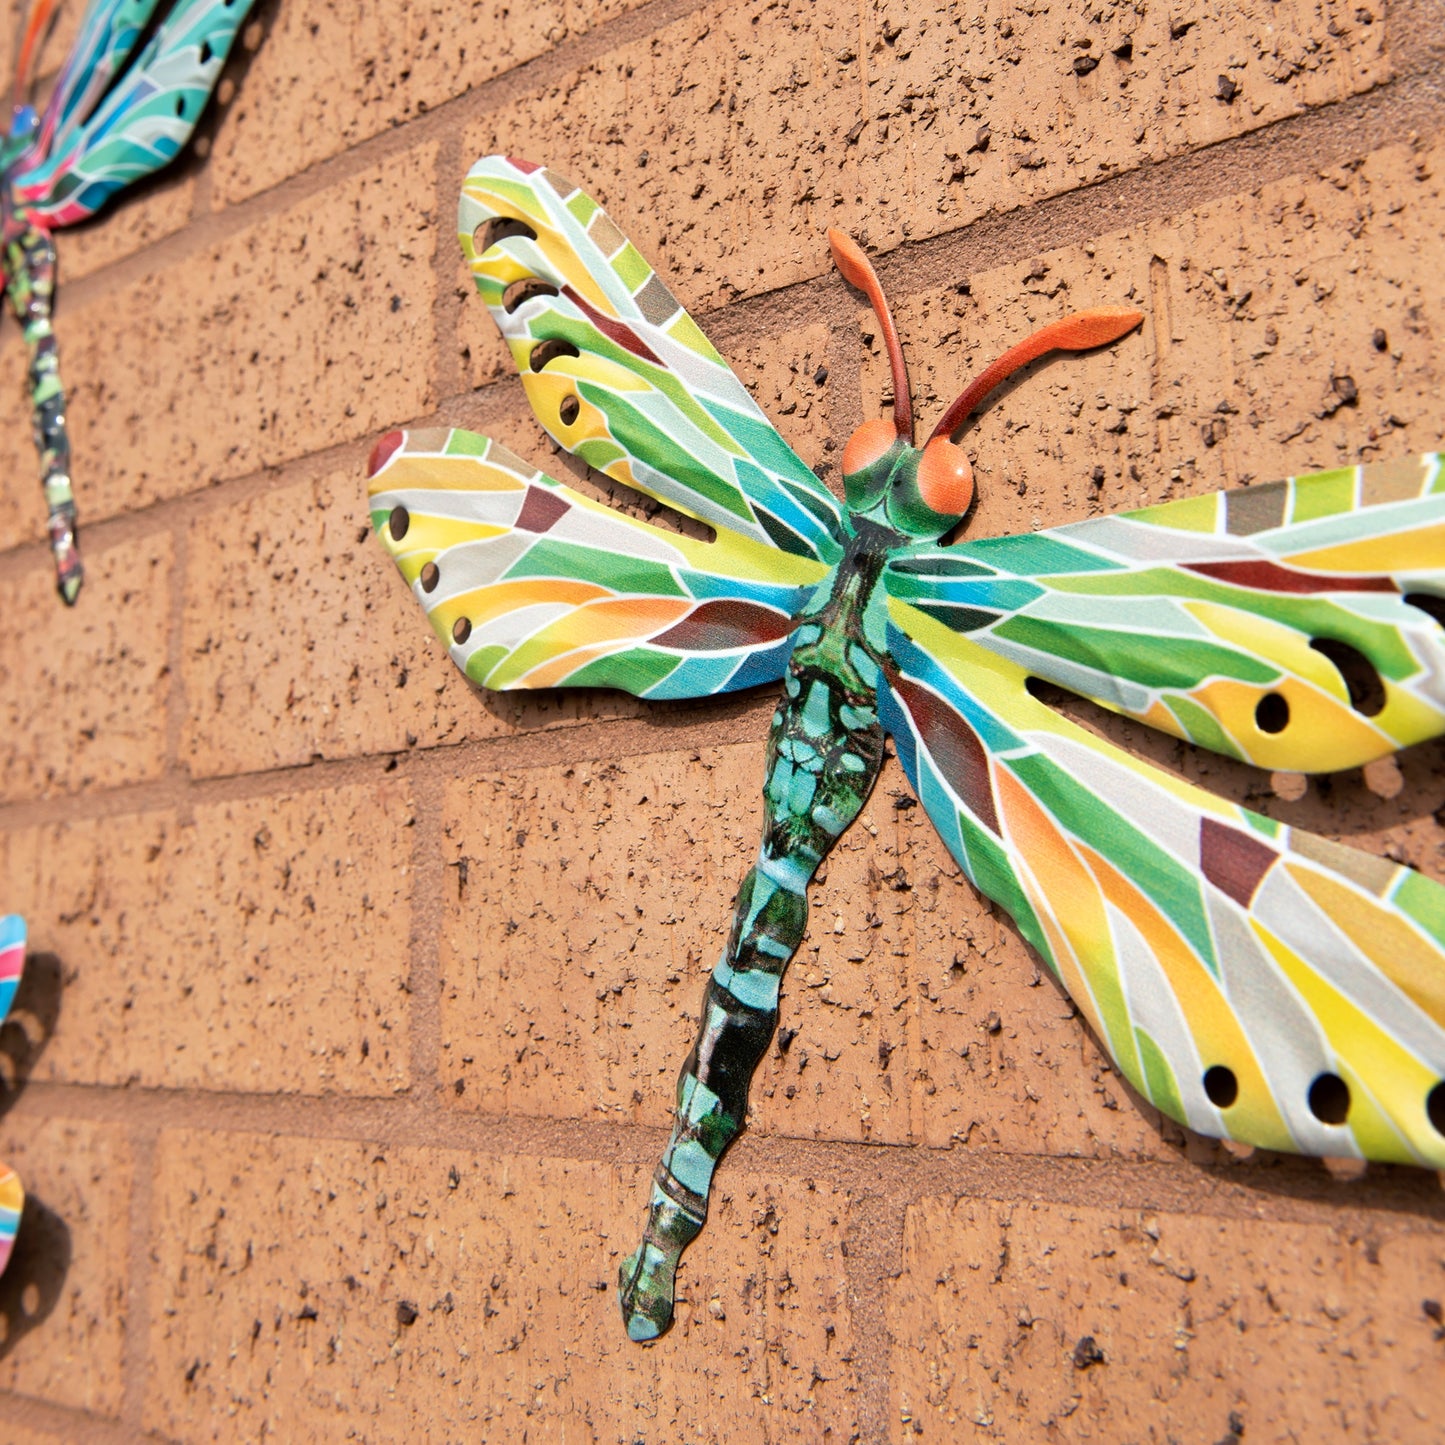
[[459, 155, 848, 567], [12, 0, 256, 228], [368, 428, 826, 699], [889, 455, 1445, 772], [881, 600, 1445, 1166]]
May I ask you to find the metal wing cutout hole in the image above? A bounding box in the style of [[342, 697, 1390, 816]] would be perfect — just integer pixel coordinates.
[[474, 217, 537, 253], [529, 338, 580, 373], [1405, 592, 1445, 629], [1255, 692, 1289, 734], [1307, 1072, 1351, 1124], [1203, 1065, 1239, 1108], [1309, 638, 1386, 716], [502, 278, 559, 313]]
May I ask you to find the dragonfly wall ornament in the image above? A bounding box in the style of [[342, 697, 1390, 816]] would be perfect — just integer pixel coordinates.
[[2, 0, 257, 603], [368, 155, 1445, 1342]]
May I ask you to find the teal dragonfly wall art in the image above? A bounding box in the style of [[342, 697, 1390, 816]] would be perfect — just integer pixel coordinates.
[[2, 0, 257, 603], [369, 155, 1445, 1341]]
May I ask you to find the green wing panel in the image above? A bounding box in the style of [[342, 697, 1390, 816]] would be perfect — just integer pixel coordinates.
[[458, 155, 846, 566], [882, 601, 1445, 1168], [888, 454, 1445, 772], [367, 427, 825, 699]]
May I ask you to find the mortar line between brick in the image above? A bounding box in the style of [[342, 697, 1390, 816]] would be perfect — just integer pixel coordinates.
[[38, 49, 1445, 329], [0, 695, 778, 830], [431, 121, 466, 408], [0, 1391, 148, 1444], [844, 1191, 906, 1445], [404, 766, 447, 1104], [4, 1079, 1444, 1233], [162, 516, 189, 782], [120, 1128, 159, 1434]]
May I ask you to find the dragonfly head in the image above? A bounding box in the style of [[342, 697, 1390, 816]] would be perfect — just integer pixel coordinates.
[[0, 105, 37, 175], [829, 228, 1143, 542]]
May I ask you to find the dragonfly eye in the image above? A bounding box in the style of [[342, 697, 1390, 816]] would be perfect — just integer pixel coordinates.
[[842, 417, 898, 478], [916, 437, 974, 517]]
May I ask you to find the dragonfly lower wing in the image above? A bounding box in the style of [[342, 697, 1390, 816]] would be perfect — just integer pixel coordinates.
[[882, 600, 1445, 1166], [368, 427, 825, 698]]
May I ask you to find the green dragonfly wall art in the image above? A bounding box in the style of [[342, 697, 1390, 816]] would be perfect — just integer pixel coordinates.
[[368, 155, 1445, 1342]]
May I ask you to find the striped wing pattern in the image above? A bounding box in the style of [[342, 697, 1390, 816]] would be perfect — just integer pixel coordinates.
[[459, 155, 847, 566], [890, 455, 1445, 772], [11, 0, 255, 228], [368, 428, 828, 699], [882, 475, 1445, 1164], [0, 916, 26, 1276]]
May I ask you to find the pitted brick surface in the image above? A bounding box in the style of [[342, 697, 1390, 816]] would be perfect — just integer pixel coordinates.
[[146, 1131, 858, 1441], [0, 533, 171, 803], [209, 0, 655, 206], [464, 0, 1388, 313], [0, 782, 413, 1092], [886, 1195, 1445, 1442], [0, 1119, 132, 1417]]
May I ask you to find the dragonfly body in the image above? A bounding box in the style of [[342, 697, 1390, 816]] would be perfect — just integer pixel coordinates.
[[618, 521, 895, 1338], [372, 154, 1445, 1346]]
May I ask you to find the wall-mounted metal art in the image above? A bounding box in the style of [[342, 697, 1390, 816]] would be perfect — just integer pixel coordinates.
[[3, 0, 257, 603], [369, 154, 1445, 1341]]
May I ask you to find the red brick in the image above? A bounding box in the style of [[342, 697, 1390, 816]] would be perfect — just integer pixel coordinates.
[[0, 533, 170, 803], [0, 1118, 132, 1417], [462, 0, 1388, 313], [146, 1130, 858, 1441], [0, 782, 413, 1092], [209, 0, 654, 206], [886, 1194, 1445, 1441]]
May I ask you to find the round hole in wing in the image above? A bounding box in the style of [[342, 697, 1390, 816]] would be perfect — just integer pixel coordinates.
[[1255, 692, 1289, 734], [200, 39, 212, 64], [559, 394, 580, 426], [388, 505, 409, 542], [452, 617, 472, 645], [1203, 1065, 1238, 1109], [175, 96, 186, 118], [1427, 1081, 1445, 1137], [1307, 1072, 1351, 1125], [420, 562, 440, 593]]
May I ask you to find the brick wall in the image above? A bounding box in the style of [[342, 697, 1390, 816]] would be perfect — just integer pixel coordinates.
[[0, 0, 1442, 1439]]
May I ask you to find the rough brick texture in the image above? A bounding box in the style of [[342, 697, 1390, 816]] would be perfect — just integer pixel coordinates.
[[0, 0, 1441, 1440], [147, 1130, 856, 1441]]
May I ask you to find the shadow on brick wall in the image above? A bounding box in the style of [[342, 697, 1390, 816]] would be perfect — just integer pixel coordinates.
[[0, 1196, 70, 1361], [0, 950, 62, 1100]]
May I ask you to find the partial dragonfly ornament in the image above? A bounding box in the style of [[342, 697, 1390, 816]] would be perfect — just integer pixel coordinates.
[[368, 155, 1445, 1342], [2, 0, 257, 603]]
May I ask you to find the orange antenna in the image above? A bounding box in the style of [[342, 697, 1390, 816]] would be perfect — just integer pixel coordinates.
[[928, 307, 1144, 443], [828, 229, 912, 443], [14, 0, 58, 110]]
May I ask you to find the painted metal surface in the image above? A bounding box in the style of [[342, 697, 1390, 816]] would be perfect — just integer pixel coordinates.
[[369, 154, 1445, 1341], [0, 914, 27, 1278], [2, 0, 258, 603]]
